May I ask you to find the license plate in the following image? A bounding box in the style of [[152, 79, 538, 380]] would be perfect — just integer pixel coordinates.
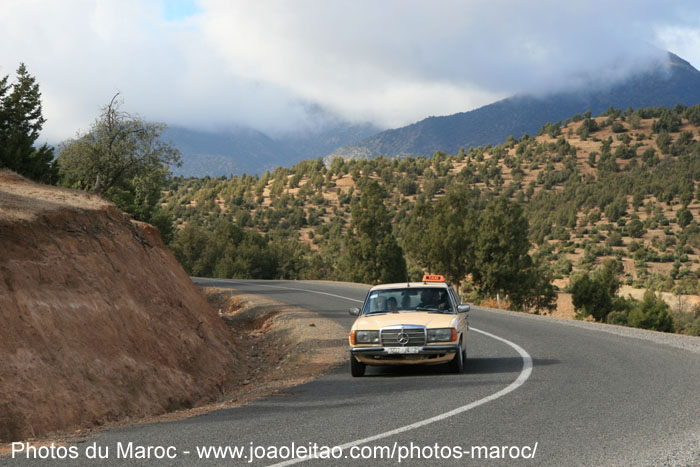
[[386, 346, 420, 354]]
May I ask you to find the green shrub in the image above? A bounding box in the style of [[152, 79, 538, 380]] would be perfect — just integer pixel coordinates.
[[627, 218, 645, 238], [677, 208, 693, 228], [606, 310, 628, 325], [681, 316, 700, 336], [628, 290, 674, 332], [606, 231, 623, 247], [611, 122, 626, 133], [571, 263, 620, 322], [397, 177, 418, 196]]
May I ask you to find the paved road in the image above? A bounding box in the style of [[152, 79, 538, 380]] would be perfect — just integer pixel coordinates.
[[4, 279, 700, 466]]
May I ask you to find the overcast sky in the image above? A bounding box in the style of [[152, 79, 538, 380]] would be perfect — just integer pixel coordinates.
[[2, 0, 700, 143]]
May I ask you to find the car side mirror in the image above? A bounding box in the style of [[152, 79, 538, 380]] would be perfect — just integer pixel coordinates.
[[349, 307, 360, 316], [457, 304, 470, 313]]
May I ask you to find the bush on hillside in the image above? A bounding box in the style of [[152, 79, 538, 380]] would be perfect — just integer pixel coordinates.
[[627, 290, 674, 332]]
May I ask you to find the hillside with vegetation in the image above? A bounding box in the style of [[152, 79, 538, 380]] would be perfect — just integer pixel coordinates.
[[160, 104, 700, 336], [328, 53, 700, 161]]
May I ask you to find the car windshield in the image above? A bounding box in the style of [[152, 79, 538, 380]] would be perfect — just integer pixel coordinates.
[[362, 287, 453, 314]]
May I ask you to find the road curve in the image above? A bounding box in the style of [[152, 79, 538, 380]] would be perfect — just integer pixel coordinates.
[[4, 279, 700, 466]]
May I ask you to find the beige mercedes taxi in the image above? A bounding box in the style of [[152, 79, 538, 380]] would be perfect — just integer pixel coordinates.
[[348, 275, 470, 377]]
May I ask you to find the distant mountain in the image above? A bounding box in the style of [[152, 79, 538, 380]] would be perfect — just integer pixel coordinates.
[[283, 122, 381, 163], [328, 52, 700, 160], [165, 121, 381, 177], [164, 126, 289, 177]]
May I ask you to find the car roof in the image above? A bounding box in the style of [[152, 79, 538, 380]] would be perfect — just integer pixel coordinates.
[[369, 281, 450, 291]]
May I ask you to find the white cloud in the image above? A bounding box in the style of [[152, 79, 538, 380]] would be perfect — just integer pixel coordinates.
[[0, 0, 310, 142], [2, 0, 700, 144], [656, 24, 700, 69], [191, 0, 700, 124], [197, 1, 507, 127]]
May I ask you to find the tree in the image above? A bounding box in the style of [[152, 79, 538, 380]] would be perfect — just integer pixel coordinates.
[[169, 221, 286, 280], [628, 290, 674, 332], [597, 258, 622, 297], [677, 208, 693, 228], [403, 186, 478, 291], [652, 109, 681, 133], [403, 202, 439, 271], [149, 209, 175, 243], [576, 115, 599, 140], [169, 224, 212, 276], [57, 93, 181, 221], [522, 256, 557, 314], [656, 130, 671, 154], [606, 231, 623, 247], [571, 273, 612, 321], [627, 218, 645, 238], [570, 260, 621, 322], [472, 196, 534, 308], [0, 63, 57, 183], [339, 180, 406, 284], [685, 103, 700, 126]]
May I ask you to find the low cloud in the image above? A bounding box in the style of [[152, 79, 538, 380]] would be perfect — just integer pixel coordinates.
[[1, 0, 700, 143]]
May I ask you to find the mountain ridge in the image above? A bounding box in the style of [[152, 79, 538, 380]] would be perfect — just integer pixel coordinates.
[[166, 121, 382, 178], [327, 52, 700, 161]]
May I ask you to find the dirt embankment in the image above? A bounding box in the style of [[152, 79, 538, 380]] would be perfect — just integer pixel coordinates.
[[197, 289, 346, 409], [0, 171, 245, 442]]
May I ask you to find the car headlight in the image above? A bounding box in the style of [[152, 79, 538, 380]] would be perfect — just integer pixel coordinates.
[[427, 328, 456, 342], [355, 330, 380, 344]]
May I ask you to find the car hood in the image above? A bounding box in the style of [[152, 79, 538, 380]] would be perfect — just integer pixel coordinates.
[[352, 312, 458, 331]]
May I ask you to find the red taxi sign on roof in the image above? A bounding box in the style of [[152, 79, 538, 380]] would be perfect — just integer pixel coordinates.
[[422, 274, 445, 282]]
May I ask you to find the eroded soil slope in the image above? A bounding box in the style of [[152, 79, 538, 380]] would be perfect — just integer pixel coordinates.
[[0, 170, 243, 442]]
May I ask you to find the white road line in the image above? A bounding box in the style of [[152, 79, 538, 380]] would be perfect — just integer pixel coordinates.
[[218, 281, 534, 467]]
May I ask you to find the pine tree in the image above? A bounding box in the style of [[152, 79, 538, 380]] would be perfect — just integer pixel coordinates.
[[0, 63, 57, 183], [340, 181, 406, 284], [472, 196, 533, 308], [524, 256, 557, 314], [403, 185, 478, 291]]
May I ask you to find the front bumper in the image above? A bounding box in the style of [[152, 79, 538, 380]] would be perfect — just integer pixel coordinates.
[[350, 344, 460, 365]]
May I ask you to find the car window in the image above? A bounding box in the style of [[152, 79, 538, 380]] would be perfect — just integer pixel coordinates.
[[362, 287, 454, 314]]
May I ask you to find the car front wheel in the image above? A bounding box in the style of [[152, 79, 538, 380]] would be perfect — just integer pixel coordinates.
[[448, 344, 464, 374], [350, 354, 366, 377]]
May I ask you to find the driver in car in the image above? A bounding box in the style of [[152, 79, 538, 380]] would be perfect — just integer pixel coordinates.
[[418, 289, 438, 308], [418, 289, 449, 310]]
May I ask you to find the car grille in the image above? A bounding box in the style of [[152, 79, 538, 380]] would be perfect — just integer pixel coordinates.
[[380, 326, 426, 346]]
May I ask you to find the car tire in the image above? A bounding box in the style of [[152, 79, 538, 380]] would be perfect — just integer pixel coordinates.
[[449, 343, 464, 374], [350, 354, 366, 377]]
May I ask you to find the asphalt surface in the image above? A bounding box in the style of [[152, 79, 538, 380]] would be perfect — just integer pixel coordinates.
[[4, 279, 700, 466]]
